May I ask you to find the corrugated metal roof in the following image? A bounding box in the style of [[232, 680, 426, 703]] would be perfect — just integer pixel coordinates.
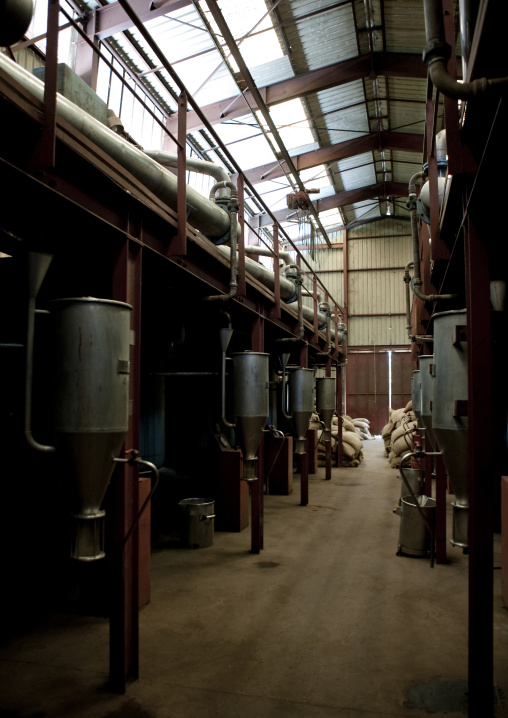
[[22, 0, 450, 345]]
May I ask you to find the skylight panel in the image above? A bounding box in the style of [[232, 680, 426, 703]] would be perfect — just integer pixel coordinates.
[[209, 0, 284, 73]]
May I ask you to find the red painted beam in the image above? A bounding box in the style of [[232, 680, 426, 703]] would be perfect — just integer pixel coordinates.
[[90, 0, 192, 40], [168, 53, 428, 134], [236, 132, 422, 185], [258, 182, 409, 226]]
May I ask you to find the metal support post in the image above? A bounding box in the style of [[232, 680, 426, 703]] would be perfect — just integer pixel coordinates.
[[108, 239, 142, 693]]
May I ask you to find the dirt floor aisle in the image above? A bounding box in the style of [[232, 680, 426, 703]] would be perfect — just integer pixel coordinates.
[[1, 437, 507, 717]]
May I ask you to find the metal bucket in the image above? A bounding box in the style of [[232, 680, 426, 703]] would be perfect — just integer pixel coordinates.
[[179, 498, 215, 548], [398, 495, 436, 557], [399, 467, 423, 499]]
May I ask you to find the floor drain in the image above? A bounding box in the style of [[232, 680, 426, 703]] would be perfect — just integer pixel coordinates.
[[257, 561, 280, 568]]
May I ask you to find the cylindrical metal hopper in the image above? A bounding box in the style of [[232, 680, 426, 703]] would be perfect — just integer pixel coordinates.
[[432, 309, 468, 549], [51, 297, 132, 561], [316, 377, 335, 441], [232, 352, 269, 478], [289, 368, 314, 454], [419, 355, 436, 450], [412, 370, 421, 425]]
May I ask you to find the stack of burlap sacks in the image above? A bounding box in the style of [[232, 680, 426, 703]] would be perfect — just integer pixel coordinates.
[[381, 400, 417, 468], [309, 414, 374, 468]]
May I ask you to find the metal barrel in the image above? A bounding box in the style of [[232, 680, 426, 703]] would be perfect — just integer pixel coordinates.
[[51, 297, 132, 560]]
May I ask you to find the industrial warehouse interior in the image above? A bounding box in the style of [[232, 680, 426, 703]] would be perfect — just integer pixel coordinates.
[[1, 0, 508, 716]]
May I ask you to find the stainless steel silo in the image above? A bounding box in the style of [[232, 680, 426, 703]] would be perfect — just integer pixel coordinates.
[[419, 355, 436, 450], [231, 352, 269, 480], [51, 297, 132, 561], [412, 370, 421, 425], [316, 376, 336, 441], [432, 309, 468, 549], [289, 368, 314, 454]]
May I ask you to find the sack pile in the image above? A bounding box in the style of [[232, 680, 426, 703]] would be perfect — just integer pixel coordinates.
[[381, 401, 418, 469], [309, 413, 364, 468]]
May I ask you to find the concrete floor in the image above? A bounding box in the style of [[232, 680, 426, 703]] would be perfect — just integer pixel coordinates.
[[1, 437, 508, 717]]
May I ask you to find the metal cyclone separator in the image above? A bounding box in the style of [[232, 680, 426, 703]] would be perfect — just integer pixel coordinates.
[[432, 309, 469, 551], [412, 369, 421, 424], [288, 368, 315, 455], [231, 352, 270, 481], [316, 376, 336, 480], [51, 298, 132, 561], [397, 369, 423, 499], [419, 354, 437, 451]]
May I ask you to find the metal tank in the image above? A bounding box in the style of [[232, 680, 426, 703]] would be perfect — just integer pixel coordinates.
[[412, 370, 421, 425], [316, 376, 336, 442], [51, 297, 132, 561], [0, 0, 33, 47], [419, 354, 436, 450], [432, 309, 468, 549], [231, 352, 269, 480], [289, 368, 315, 454]]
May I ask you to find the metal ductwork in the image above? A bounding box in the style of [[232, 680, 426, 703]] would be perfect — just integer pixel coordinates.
[[0, 54, 232, 241], [423, 0, 508, 99], [431, 309, 468, 550]]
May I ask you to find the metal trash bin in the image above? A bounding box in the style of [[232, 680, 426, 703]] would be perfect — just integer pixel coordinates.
[[178, 498, 215, 548], [398, 495, 436, 557]]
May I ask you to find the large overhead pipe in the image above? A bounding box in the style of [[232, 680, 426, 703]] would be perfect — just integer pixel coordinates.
[[431, 309, 469, 550], [423, 0, 508, 99], [0, 54, 232, 241]]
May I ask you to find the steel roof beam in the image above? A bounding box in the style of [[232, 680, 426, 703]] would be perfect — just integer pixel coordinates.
[[89, 0, 193, 40], [257, 181, 408, 227], [235, 131, 422, 185], [168, 53, 431, 134], [202, 0, 333, 247]]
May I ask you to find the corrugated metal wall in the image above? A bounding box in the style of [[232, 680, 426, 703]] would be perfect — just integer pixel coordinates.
[[345, 350, 413, 434], [347, 218, 411, 346]]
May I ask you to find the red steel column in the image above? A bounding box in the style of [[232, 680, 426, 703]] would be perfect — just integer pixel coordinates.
[[109, 239, 142, 692], [299, 344, 309, 505], [250, 314, 265, 553], [465, 213, 494, 715]]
